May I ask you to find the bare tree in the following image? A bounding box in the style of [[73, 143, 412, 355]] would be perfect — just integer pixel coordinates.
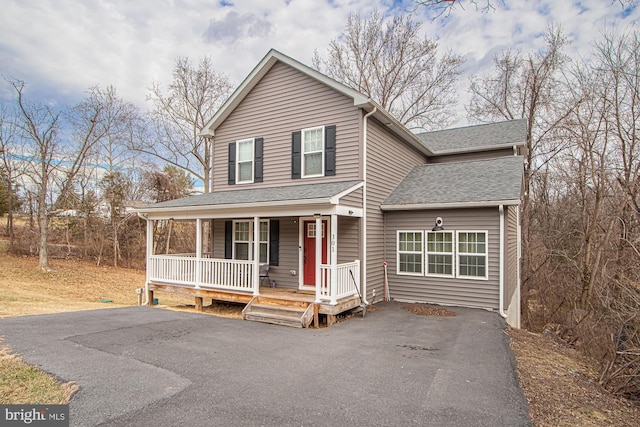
[[313, 10, 464, 131], [0, 102, 24, 250], [141, 57, 233, 192], [521, 27, 640, 399], [466, 26, 571, 325], [9, 80, 63, 270], [81, 85, 145, 267], [415, 0, 633, 18], [8, 79, 109, 270]]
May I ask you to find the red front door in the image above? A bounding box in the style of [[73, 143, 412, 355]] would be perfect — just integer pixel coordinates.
[[303, 220, 328, 286]]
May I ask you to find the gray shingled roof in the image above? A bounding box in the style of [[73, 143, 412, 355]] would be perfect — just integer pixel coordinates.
[[381, 156, 523, 209], [416, 119, 526, 154], [137, 180, 362, 211]]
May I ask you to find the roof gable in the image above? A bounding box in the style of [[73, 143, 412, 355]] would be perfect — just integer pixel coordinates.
[[200, 48, 433, 156], [201, 49, 369, 136]]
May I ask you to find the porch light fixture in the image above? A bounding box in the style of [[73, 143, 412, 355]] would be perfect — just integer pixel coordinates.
[[348, 210, 354, 215], [432, 217, 444, 231]]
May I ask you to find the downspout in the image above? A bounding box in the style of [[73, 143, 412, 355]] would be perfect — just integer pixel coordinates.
[[516, 204, 522, 328], [499, 205, 507, 319], [136, 212, 150, 306], [361, 106, 377, 305]]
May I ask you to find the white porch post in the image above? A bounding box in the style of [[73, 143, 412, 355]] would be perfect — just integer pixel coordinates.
[[145, 218, 153, 305], [330, 214, 338, 305], [315, 215, 322, 302], [195, 218, 202, 289], [253, 216, 260, 296]]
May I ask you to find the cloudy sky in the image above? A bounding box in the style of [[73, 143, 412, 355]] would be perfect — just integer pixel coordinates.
[[1, 0, 639, 125]]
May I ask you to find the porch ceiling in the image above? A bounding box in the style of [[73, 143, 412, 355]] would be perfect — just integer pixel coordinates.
[[135, 180, 363, 219]]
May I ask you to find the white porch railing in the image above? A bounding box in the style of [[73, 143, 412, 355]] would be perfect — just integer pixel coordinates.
[[149, 255, 254, 292], [318, 260, 361, 305], [149, 255, 360, 303]]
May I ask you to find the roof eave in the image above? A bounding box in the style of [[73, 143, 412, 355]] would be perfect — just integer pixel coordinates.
[[357, 99, 434, 156], [134, 196, 336, 215], [430, 142, 525, 156], [380, 199, 522, 211]]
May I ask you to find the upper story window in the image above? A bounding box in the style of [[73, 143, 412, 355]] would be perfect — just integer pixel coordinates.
[[291, 125, 336, 179], [228, 138, 263, 185], [236, 138, 255, 184], [302, 127, 324, 178]]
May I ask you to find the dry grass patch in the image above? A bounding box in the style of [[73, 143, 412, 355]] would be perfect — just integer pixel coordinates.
[[508, 328, 639, 427], [0, 342, 78, 404], [0, 252, 191, 317]]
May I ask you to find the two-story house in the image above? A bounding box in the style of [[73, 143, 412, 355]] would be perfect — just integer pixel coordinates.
[[135, 49, 524, 328]]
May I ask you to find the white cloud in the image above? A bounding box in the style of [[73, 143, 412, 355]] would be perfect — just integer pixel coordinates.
[[1, 0, 638, 126]]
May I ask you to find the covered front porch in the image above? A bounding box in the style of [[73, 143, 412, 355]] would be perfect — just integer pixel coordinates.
[[135, 181, 365, 327]]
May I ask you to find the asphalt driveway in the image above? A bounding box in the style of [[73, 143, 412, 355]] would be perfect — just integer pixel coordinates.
[[1, 303, 530, 426]]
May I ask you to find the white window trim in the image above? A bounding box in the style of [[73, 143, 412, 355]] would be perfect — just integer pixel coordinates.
[[425, 231, 455, 278], [301, 126, 324, 178], [236, 138, 255, 184], [232, 219, 269, 263], [397, 230, 424, 276], [456, 230, 489, 281]]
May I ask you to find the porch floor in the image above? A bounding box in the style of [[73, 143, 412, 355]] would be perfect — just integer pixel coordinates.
[[147, 283, 362, 325]]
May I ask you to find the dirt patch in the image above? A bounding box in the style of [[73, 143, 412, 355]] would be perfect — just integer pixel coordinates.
[[403, 303, 456, 317], [508, 328, 639, 426], [168, 301, 244, 319]]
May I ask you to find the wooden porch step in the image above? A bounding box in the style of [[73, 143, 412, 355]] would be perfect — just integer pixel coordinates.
[[242, 297, 314, 328]]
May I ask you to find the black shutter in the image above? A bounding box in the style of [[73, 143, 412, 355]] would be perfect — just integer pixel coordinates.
[[291, 131, 301, 179], [224, 221, 233, 259], [325, 125, 336, 176], [269, 220, 279, 266], [254, 137, 264, 183], [228, 142, 236, 185]]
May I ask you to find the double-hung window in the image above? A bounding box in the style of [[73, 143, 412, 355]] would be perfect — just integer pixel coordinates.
[[397, 231, 423, 275], [457, 231, 488, 279], [233, 220, 269, 263], [426, 231, 454, 276], [236, 138, 255, 184], [302, 127, 324, 177]]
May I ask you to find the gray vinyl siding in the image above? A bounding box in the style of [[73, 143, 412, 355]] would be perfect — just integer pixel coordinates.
[[212, 62, 361, 190], [384, 208, 501, 310], [339, 187, 363, 208], [338, 216, 360, 264], [271, 217, 299, 289], [505, 205, 519, 303], [429, 148, 515, 164], [366, 118, 427, 300]]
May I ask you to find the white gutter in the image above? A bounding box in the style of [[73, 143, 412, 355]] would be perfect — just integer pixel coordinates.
[[361, 107, 377, 305], [380, 199, 522, 211], [516, 204, 522, 328], [499, 205, 507, 319]]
